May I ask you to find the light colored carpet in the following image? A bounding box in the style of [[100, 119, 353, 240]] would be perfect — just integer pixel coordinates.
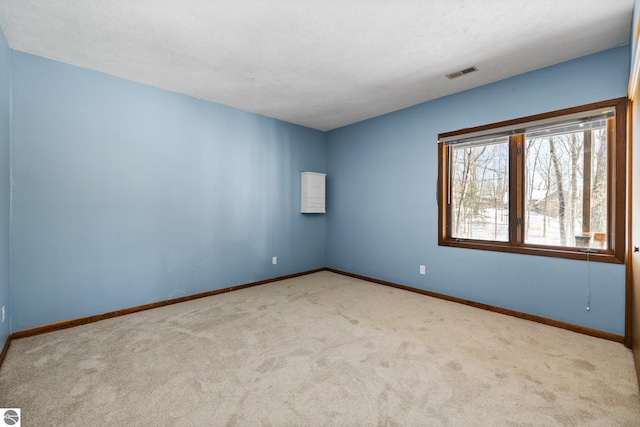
[[0, 271, 638, 426]]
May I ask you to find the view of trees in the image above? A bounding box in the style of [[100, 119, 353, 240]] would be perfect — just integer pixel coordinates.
[[449, 120, 609, 249], [450, 137, 509, 242]]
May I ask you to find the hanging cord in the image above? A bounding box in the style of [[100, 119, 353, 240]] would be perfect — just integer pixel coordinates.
[[586, 248, 591, 311], [581, 248, 594, 311]]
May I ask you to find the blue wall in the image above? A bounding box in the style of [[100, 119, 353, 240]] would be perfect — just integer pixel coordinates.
[[327, 46, 630, 336], [2, 39, 633, 336], [9, 51, 326, 332], [632, 0, 640, 77], [0, 29, 10, 345]]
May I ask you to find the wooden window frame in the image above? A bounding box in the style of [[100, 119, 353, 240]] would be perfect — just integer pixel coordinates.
[[437, 98, 627, 264]]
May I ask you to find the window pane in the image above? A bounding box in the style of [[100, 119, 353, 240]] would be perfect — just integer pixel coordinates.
[[524, 120, 608, 249], [450, 137, 509, 242]]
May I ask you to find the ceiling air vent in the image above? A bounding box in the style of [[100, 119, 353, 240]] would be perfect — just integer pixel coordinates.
[[446, 66, 478, 80]]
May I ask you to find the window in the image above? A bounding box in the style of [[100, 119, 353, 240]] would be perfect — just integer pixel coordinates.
[[438, 98, 626, 263]]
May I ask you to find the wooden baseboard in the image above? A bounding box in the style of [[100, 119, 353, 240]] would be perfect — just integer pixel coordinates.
[[326, 268, 625, 344], [11, 269, 324, 340], [8, 266, 624, 346], [0, 334, 11, 369]]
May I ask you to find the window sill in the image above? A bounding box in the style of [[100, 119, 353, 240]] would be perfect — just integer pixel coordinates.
[[438, 238, 623, 264]]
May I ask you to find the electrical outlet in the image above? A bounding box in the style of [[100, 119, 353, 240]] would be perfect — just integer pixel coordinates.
[[272, 256, 277, 265], [419, 265, 426, 275]]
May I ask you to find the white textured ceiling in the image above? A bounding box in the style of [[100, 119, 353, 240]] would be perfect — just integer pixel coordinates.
[[0, 1, 634, 131]]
